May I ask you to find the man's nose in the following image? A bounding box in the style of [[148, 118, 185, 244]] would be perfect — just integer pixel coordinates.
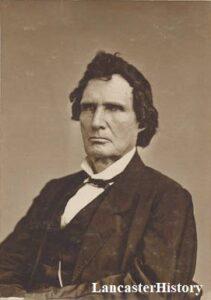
[[91, 107, 106, 129]]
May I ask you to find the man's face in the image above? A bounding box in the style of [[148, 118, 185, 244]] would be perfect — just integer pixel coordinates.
[[79, 74, 139, 161]]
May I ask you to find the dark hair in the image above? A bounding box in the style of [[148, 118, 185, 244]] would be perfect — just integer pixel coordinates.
[[69, 51, 158, 147]]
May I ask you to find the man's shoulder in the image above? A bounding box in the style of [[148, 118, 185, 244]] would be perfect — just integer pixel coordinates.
[[42, 170, 86, 192], [142, 165, 193, 209], [28, 170, 87, 214], [144, 165, 184, 190], [132, 152, 189, 195], [49, 170, 86, 184]]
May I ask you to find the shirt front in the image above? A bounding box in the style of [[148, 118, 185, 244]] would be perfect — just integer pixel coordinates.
[[60, 147, 136, 228]]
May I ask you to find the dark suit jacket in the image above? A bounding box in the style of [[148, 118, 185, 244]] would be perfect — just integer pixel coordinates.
[[0, 153, 198, 299]]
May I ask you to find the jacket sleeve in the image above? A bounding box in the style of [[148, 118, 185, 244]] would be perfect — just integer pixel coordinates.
[[0, 179, 57, 295], [124, 186, 199, 299], [139, 187, 197, 284]]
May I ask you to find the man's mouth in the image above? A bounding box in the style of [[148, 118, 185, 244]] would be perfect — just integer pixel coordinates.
[[89, 137, 110, 143]]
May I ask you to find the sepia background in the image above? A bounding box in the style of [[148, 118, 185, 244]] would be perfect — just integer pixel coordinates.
[[1, 0, 211, 296]]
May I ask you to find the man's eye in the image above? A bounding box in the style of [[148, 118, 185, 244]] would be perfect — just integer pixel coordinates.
[[105, 104, 124, 112], [80, 104, 96, 112]]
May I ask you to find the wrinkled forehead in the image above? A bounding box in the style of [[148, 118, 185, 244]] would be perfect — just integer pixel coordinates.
[[81, 74, 133, 104]]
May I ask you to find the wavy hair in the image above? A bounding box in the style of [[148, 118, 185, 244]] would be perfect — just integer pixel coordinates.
[[69, 51, 158, 147]]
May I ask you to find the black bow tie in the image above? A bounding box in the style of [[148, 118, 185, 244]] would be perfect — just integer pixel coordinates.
[[86, 177, 113, 188]]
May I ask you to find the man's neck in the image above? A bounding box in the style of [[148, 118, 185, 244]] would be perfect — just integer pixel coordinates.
[[88, 156, 120, 173], [81, 148, 137, 179], [87, 148, 137, 174]]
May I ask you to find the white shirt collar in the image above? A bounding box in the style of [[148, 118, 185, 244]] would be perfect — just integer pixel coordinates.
[[81, 147, 136, 181]]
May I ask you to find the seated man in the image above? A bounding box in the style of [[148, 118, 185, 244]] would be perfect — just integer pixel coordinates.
[[0, 52, 201, 299]]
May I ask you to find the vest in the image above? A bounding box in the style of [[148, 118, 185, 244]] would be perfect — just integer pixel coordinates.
[[31, 187, 109, 290]]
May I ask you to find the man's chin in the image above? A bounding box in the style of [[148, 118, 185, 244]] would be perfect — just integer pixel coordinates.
[[86, 146, 115, 159], [89, 151, 111, 159]]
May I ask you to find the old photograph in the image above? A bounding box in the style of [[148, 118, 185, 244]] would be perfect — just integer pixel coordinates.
[[0, 1, 210, 299]]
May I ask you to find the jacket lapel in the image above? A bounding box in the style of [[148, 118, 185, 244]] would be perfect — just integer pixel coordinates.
[[29, 171, 87, 288], [72, 152, 149, 282]]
